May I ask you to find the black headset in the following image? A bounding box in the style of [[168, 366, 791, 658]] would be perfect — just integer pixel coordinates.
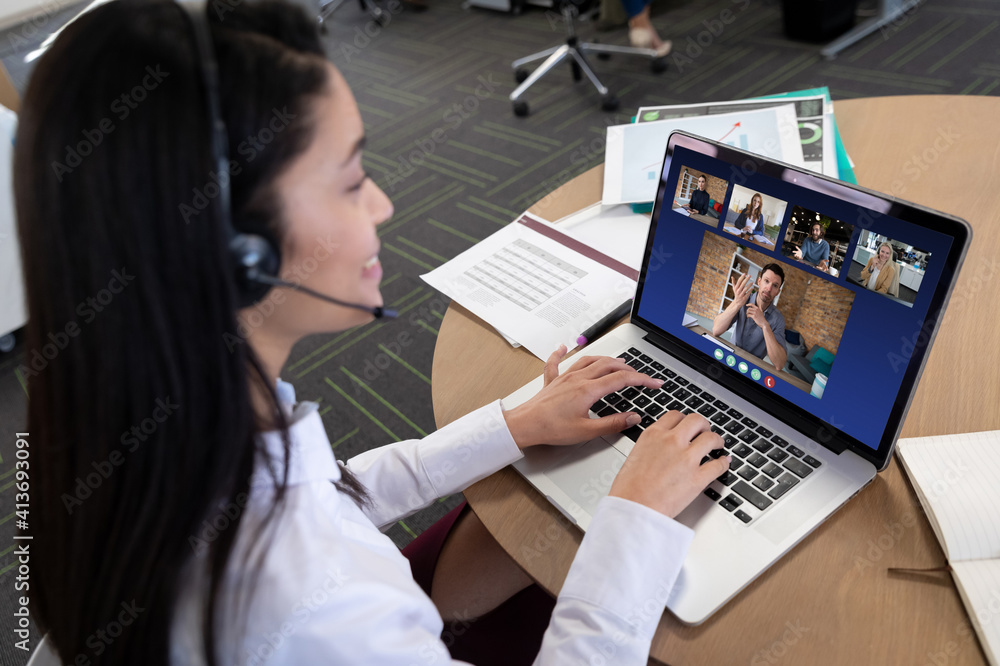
[[177, 0, 397, 318]]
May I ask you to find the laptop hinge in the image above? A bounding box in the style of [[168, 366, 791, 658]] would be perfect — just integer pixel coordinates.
[[642, 330, 850, 456]]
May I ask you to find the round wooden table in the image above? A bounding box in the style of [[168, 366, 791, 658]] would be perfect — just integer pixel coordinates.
[[431, 96, 999, 665]]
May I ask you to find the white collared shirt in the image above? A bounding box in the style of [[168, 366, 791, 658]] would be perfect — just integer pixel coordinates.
[[169, 379, 695, 665]]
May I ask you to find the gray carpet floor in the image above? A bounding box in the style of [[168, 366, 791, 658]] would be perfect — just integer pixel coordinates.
[[0, 0, 998, 662]]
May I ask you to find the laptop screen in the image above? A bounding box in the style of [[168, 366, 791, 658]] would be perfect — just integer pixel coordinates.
[[632, 133, 968, 465]]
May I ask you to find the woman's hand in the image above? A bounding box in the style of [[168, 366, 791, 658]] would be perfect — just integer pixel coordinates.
[[502, 346, 663, 450], [609, 411, 729, 518]]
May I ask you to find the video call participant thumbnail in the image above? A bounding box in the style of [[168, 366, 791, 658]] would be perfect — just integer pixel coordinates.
[[860, 242, 897, 294], [794, 221, 830, 271], [687, 174, 711, 215], [712, 264, 788, 370]]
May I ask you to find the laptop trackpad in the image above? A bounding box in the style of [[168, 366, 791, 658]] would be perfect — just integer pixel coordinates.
[[545, 439, 626, 515], [753, 467, 852, 546]]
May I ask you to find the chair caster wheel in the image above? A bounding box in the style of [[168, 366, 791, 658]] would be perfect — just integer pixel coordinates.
[[513, 100, 529, 117], [373, 11, 388, 26], [651, 57, 667, 73], [318, 21, 328, 34], [515, 68, 529, 84], [601, 94, 619, 112], [571, 61, 582, 81], [597, 52, 611, 61]]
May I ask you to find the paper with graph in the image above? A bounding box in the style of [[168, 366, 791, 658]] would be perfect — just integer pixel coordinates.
[[602, 105, 803, 205], [636, 94, 836, 177]]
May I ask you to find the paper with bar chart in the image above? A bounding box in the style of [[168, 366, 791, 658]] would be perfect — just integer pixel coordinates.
[[602, 105, 804, 205]]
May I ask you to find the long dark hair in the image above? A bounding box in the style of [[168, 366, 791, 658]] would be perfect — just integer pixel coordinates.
[[15, 1, 365, 663]]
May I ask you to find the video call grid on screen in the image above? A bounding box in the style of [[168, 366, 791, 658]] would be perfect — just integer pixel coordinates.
[[638, 145, 954, 450]]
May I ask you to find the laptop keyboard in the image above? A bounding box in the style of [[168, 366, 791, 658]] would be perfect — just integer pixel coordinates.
[[590, 347, 823, 525]]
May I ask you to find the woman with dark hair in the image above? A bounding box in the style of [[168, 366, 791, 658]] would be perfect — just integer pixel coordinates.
[[15, 1, 727, 664]]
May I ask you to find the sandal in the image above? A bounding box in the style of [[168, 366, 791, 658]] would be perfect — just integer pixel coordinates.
[[628, 27, 672, 57]]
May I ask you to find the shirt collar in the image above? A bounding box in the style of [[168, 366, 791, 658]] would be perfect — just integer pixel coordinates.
[[250, 379, 342, 491]]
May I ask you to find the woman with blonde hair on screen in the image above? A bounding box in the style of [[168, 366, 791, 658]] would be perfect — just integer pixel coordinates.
[[860, 242, 898, 295]]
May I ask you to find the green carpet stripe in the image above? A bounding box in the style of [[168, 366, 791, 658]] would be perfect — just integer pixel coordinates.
[[430, 309, 444, 320], [926, 5, 1000, 16], [731, 51, 812, 98], [380, 183, 462, 230], [379, 185, 466, 237], [403, 51, 484, 92], [704, 52, 779, 97], [0, 511, 14, 525], [357, 103, 395, 120], [455, 201, 508, 226], [0, 352, 24, 371], [318, 405, 332, 417], [410, 160, 488, 188], [893, 19, 963, 69], [0, 545, 14, 557], [384, 243, 437, 271], [389, 174, 439, 201], [381, 272, 403, 288], [979, 79, 1000, 95], [425, 60, 502, 97], [821, 66, 947, 93], [929, 21, 999, 73], [554, 107, 596, 133], [378, 344, 431, 384], [325, 377, 399, 440], [370, 82, 429, 104], [426, 153, 498, 181], [373, 108, 473, 153], [414, 319, 439, 335], [486, 138, 583, 197], [744, 55, 821, 99], [530, 94, 589, 127], [846, 30, 890, 63], [365, 86, 422, 108], [454, 83, 508, 103], [427, 218, 481, 244], [466, 195, 516, 219], [825, 66, 951, 87], [331, 426, 359, 448], [0, 561, 16, 577], [398, 520, 418, 539], [396, 236, 449, 263], [340, 366, 428, 436], [882, 16, 953, 66], [481, 120, 562, 146], [393, 37, 446, 56], [0, 467, 15, 480], [341, 61, 395, 84], [472, 126, 552, 152], [0, 479, 15, 492], [447, 140, 523, 167], [288, 287, 424, 371], [674, 46, 751, 90], [366, 151, 401, 168], [295, 292, 436, 377], [16, 367, 27, 397]]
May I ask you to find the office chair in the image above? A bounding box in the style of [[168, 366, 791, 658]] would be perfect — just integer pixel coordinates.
[[509, 0, 667, 116], [317, 0, 386, 31]]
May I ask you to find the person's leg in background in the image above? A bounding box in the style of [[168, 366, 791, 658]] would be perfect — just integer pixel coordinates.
[[621, 0, 672, 56]]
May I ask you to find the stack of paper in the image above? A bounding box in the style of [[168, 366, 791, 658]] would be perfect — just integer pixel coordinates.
[[602, 86, 856, 206]]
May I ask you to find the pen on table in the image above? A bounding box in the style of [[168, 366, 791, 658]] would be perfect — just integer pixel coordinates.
[[576, 299, 633, 348]]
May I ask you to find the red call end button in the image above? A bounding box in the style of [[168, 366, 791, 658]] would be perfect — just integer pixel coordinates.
[[764, 376, 775, 389]]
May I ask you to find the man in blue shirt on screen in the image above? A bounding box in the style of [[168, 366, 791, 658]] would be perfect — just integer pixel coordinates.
[[794, 221, 830, 271], [712, 264, 788, 370]]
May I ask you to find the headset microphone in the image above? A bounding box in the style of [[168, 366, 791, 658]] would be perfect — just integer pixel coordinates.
[[248, 272, 398, 319]]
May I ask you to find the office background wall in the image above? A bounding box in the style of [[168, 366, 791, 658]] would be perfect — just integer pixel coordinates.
[[0, 0, 997, 660]]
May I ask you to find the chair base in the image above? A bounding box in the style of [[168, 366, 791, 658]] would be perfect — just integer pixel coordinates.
[[317, 0, 386, 31], [509, 38, 667, 116]]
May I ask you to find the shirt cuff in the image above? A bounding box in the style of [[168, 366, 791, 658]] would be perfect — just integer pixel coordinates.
[[559, 496, 694, 637]]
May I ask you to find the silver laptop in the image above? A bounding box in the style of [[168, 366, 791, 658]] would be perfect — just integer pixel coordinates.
[[503, 131, 971, 625]]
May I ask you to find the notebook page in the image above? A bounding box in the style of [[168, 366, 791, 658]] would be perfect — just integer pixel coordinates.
[[896, 430, 1000, 563], [951, 560, 1000, 666]]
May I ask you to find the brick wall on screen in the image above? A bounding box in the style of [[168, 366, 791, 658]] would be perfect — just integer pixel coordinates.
[[792, 279, 855, 354], [675, 167, 728, 204], [686, 232, 732, 319]]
